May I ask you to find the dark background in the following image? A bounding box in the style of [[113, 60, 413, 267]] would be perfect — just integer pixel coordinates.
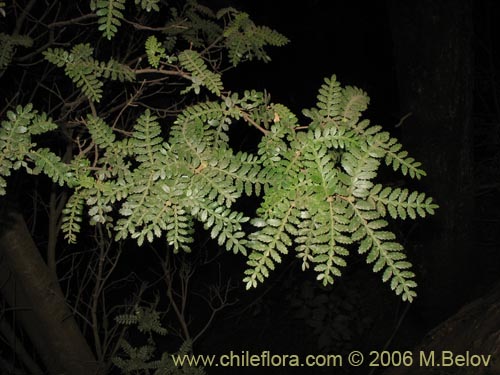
[[224, 1, 397, 122]]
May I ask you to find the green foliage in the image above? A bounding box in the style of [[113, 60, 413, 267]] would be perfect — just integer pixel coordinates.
[[115, 306, 168, 336], [0, 33, 33, 70], [0, 1, 437, 302], [29, 148, 69, 186], [61, 190, 85, 244], [146, 35, 168, 69], [164, 0, 223, 49], [113, 305, 204, 374], [91, 0, 127, 40], [223, 12, 289, 66], [178, 50, 223, 95], [241, 75, 437, 302], [112, 105, 255, 255], [49, 1, 285, 101], [154, 1, 286, 66], [135, 0, 160, 12], [0, 104, 60, 195], [43, 43, 135, 102], [0, 76, 436, 302], [86, 115, 117, 149]]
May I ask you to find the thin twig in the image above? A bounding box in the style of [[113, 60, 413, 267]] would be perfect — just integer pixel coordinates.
[[48, 13, 97, 28], [13, 0, 37, 34], [240, 110, 270, 135], [123, 18, 189, 32]]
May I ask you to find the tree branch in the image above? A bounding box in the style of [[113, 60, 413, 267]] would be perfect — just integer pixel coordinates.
[[48, 14, 97, 28]]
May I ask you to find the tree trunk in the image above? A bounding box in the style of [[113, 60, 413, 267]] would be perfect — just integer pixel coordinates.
[[383, 281, 500, 375], [0, 209, 100, 375], [388, 0, 474, 325]]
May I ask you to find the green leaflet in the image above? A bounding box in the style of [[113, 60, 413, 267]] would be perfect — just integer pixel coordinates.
[[0, 33, 32, 71], [145, 35, 167, 69], [134, 0, 160, 12], [43, 43, 134, 102], [61, 191, 85, 244]]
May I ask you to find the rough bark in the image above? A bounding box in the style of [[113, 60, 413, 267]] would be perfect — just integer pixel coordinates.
[[383, 281, 500, 375], [0, 209, 99, 375], [388, 0, 474, 325], [0, 315, 44, 374]]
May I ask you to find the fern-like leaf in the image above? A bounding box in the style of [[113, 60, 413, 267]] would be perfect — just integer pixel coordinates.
[[381, 135, 427, 179], [44, 44, 133, 102], [340, 86, 370, 122], [130, 109, 164, 164], [98, 59, 135, 81], [28, 148, 69, 186], [61, 190, 85, 244], [192, 199, 248, 254], [93, 0, 127, 40], [116, 306, 167, 335], [178, 1, 222, 47], [244, 205, 298, 288], [44, 45, 102, 102], [178, 50, 223, 95], [302, 142, 350, 284], [145, 35, 167, 68], [30, 113, 58, 135], [223, 12, 288, 66], [86, 115, 116, 149], [316, 75, 342, 120], [165, 204, 195, 253], [0, 33, 33, 70], [369, 185, 438, 219], [242, 74, 435, 302]]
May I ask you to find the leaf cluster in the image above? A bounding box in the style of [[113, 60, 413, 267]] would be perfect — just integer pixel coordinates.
[[242, 75, 437, 302], [145, 35, 168, 69], [0, 33, 33, 71], [0, 104, 62, 195], [43, 43, 135, 102], [223, 12, 289, 66], [113, 305, 204, 374]]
